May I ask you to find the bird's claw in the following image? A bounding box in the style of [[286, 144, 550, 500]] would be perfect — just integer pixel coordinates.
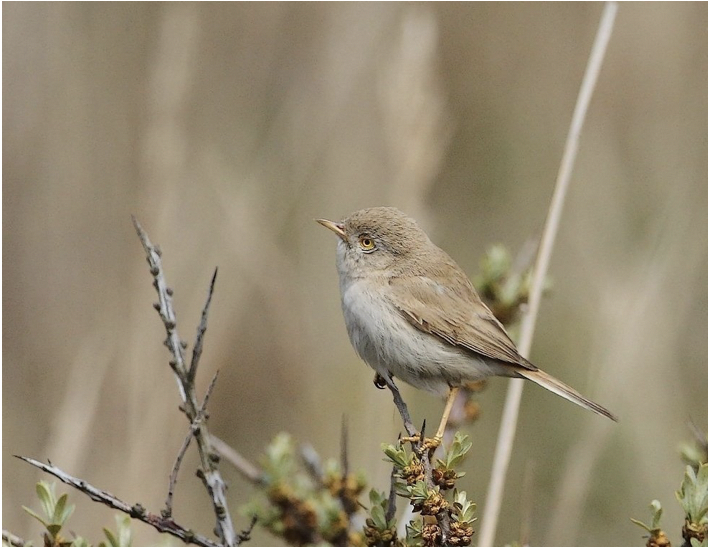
[[398, 434, 442, 451]]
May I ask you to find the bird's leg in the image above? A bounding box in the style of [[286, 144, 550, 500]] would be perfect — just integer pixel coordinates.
[[380, 372, 419, 438], [428, 386, 460, 449]]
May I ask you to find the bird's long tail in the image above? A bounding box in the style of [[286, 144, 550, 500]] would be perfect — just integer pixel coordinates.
[[515, 368, 618, 422]]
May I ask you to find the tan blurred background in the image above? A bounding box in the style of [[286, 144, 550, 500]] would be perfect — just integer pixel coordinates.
[[3, 2, 707, 546]]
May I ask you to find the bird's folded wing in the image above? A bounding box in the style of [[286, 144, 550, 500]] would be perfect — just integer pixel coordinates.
[[387, 274, 536, 371]]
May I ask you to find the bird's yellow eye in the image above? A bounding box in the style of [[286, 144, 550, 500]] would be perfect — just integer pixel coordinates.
[[358, 236, 376, 251]]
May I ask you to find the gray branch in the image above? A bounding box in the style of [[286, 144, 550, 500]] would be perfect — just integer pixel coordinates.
[[132, 217, 238, 546], [210, 435, 266, 486], [2, 529, 26, 547], [15, 456, 223, 547], [189, 268, 218, 382], [383, 376, 453, 545]]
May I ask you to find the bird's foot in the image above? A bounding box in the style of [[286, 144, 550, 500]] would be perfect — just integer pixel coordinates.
[[373, 373, 388, 390], [399, 433, 421, 444], [399, 433, 442, 451], [422, 436, 442, 451]]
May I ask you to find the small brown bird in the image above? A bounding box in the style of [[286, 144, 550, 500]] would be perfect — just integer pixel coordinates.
[[317, 207, 617, 443]]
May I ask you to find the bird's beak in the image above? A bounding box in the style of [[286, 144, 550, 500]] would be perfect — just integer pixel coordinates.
[[316, 218, 347, 240]]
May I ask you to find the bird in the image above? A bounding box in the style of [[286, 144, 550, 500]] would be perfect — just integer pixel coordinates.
[[317, 207, 617, 444]]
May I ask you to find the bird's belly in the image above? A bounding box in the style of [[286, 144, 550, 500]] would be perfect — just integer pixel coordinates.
[[340, 280, 503, 396]]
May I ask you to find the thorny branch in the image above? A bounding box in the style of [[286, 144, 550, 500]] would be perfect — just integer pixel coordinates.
[[164, 423, 195, 519], [211, 435, 266, 486], [15, 456, 228, 547], [2, 529, 26, 547], [164, 371, 220, 517], [132, 217, 239, 545], [10, 220, 258, 547], [340, 415, 349, 477], [381, 374, 453, 545], [189, 268, 218, 383], [335, 417, 360, 546]]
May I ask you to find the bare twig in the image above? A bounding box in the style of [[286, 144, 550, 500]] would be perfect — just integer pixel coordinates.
[[210, 435, 266, 486], [15, 456, 221, 547], [438, 510, 451, 546], [200, 370, 220, 414], [478, 3, 618, 545], [335, 416, 361, 543], [189, 268, 218, 383], [238, 516, 258, 546], [164, 424, 194, 518], [340, 414, 349, 476], [164, 370, 220, 517], [2, 529, 26, 547], [386, 466, 398, 524], [331, 418, 356, 546], [132, 217, 186, 395], [132, 217, 239, 546]]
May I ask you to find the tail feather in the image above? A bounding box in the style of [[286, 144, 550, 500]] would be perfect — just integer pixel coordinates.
[[516, 368, 618, 422]]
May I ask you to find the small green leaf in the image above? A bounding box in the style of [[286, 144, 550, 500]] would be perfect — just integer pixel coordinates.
[[650, 499, 663, 528], [381, 443, 409, 468], [630, 517, 652, 533], [405, 518, 424, 546], [677, 463, 708, 525], [367, 489, 390, 531], [406, 479, 434, 505], [369, 489, 386, 509], [63, 503, 76, 525], [371, 502, 387, 531], [53, 493, 68, 525], [452, 489, 477, 523], [631, 500, 666, 536], [392, 478, 409, 498], [103, 527, 119, 547], [115, 515, 133, 547], [22, 505, 49, 528], [36, 481, 55, 520], [438, 433, 472, 470]]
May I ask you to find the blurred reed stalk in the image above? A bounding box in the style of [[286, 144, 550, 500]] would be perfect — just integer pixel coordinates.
[[478, 2, 619, 545]]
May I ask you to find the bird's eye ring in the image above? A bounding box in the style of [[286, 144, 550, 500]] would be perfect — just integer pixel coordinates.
[[358, 236, 376, 252]]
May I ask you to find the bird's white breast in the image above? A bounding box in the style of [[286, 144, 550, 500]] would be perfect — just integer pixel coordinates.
[[338, 274, 500, 396]]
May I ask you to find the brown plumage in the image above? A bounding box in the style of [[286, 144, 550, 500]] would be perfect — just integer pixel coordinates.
[[318, 207, 618, 425]]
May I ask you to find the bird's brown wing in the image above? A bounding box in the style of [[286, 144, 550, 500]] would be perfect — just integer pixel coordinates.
[[386, 273, 536, 371]]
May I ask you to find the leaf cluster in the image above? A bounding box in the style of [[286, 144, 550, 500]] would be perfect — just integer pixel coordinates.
[[632, 458, 708, 547], [21, 481, 133, 547], [242, 432, 367, 546], [474, 244, 549, 327], [363, 489, 398, 546], [380, 433, 477, 547]]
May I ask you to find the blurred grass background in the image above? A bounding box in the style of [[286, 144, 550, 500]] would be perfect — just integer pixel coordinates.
[[3, 2, 707, 546]]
